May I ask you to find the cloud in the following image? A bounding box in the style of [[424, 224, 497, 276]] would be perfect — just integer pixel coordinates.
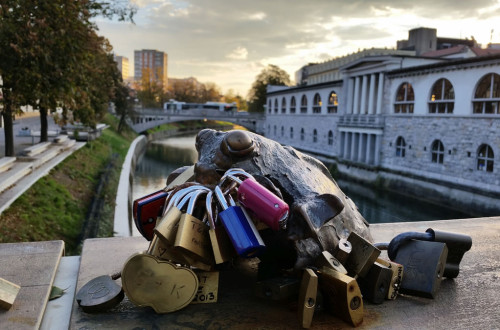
[[226, 47, 249, 60]]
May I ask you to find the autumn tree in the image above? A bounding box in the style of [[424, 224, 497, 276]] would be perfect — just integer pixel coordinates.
[[165, 78, 222, 104], [247, 64, 291, 113]]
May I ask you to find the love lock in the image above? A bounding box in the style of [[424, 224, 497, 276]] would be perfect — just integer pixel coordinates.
[[133, 190, 169, 241], [121, 236, 199, 313], [206, 190, 236, 264], [75, 274, 124, 313]]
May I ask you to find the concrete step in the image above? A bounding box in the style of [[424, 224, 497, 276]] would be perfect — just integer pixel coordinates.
[[54, 135, 69, 144], [22, 142, 52, 157], [17, 144, 64, 169], [0, 157, 16, 173], [0, 162, 32, 194]]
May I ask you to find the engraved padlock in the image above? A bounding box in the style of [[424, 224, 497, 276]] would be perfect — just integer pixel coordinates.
[[174, 189, 214, 265], [376, 258, 403, 300], [154, 186, 209, 246], [221, 168, 289, 231], [345, 232, 380, 278], [357, 261, 393, 304], [122, 236, 199, 313], [133, 190, 169, 241], [214, 185, 266, 258], [206, 190, 235, 264]]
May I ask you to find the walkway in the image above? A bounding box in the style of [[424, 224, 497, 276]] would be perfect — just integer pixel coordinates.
[[0, 113, 85, 215]]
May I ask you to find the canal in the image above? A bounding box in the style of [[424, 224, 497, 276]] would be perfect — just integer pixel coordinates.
[[133, 134, 477, 224]]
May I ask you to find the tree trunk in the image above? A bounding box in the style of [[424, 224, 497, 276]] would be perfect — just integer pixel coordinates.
[[2, 103, 15, 157], [40, 105, 48, 142]]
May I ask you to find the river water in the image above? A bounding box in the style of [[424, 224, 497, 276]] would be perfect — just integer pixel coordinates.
[[133, 134, 476, 224]]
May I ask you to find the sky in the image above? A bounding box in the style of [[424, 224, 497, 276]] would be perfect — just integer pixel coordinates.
[[95, 0, 500, 97]]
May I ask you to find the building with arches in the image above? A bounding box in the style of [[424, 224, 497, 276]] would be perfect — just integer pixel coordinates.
[[265, 28, 500, 214]]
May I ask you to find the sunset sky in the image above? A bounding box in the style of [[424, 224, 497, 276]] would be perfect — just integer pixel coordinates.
[[95, 0, 500, 96]]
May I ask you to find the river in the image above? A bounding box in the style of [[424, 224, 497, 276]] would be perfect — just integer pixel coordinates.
[[133, 134, 477, 224]]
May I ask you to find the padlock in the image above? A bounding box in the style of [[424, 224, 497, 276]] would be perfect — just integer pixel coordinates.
[[206, 190, 235, 264], [376, 258, 403, 300], [154, 186, 209, 246], [298, 269, 317, 329], [333, 238, 352, 265], [133, 190, 169, 241], [221, 168, 289, 231], [150, 231, 190, 265], [426, 228, 472, 278], [315, 251, 347, 275], [214, 185, 266, 258], [393, 239, 448, 299], [317, 266, 363, 327], [121, 236, 199, 313], [75, 274, 124, 313], [191, 270, 219, 304], [345, 232, 380, 278], [174, 189, 214, 265], [254, 277, 300, 301], [357, 261, 392, 304]]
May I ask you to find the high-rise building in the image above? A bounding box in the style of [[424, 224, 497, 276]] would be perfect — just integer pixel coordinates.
[[134, 49, 168, 90], [113, 55, 130, 81]]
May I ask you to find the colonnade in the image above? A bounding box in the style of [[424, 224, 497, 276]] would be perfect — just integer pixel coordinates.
[[340, 130, 381, 165], [346, 73, 384, 115]]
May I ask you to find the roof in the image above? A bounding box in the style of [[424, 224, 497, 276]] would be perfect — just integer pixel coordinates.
[[421, 45, 467, 58]]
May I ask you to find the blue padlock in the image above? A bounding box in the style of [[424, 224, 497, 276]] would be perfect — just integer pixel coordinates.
[[214, 186, 265, 258]]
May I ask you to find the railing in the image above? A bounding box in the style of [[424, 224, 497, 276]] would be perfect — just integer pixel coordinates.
[[338, 114, 385, 128]]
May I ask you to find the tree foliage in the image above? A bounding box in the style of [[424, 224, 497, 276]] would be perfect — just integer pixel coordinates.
[[247, 64, 291, 113]]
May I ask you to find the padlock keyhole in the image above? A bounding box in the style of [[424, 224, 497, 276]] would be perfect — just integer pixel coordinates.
[[306, 297, 315, 308], [350, 296, 361, 310]]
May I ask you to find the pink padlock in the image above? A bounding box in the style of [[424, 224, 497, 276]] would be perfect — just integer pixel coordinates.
[[222, 169, 289, 231]]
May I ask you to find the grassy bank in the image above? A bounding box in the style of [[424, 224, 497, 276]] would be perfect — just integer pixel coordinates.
[[0, 114, 137, 255]]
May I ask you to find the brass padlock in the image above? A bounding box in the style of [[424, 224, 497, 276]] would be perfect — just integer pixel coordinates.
[[345, 232, 380, 278], [174, 189, 214, 265], [155, 186, 209, 246], [298, 269, 318, 329], [376, 258, 403, 300], [191, 270, 219, 304], [206, 190, 235, 264], [357, 261, 392, 304], [122, 236, 199, 313], [333, 238, 352, 265], [315, 251, 347, 275], [318, 266, 363, 327]]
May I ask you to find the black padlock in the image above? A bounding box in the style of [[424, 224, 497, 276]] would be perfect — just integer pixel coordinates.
[[76, 274, 124, 313], [425, 228, 472, 278], [357, 261, 392, 304], [393, 240, 448, 299], [254, 277, 300, 301]]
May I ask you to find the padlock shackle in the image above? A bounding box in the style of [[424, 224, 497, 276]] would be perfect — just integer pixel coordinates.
[[220, 168, 253, 187], [205, 191, 216, 229], [186, 189, 208, 215], [214, 185, 229, 210], [167, 185, 210, 211], [387, 231, 433, 261]]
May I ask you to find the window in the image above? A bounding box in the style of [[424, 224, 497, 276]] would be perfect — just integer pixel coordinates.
[[268, 100, 272, 114], [313, 93, 322, 113], [394, 82, 414, 113], [281, 126, 284, 137], [300, 128, 305, 141], [281, 97, 286, 114], [328, 130, 333, 145], [290, 96, 296, 114], [396, 137, 406, 157], [300, 95, 307, 113], [431, 140, 444, 164], [473, 73, 500, 114], [429, 78, 454, 114], [313, 129, 318, 143], [274, 99, 278, 114], [328, 91, 338, 113], [273, 125, 277, 136], [477, 144, 494, 172], [290, 127, 294, 139], [267, 124, 270, 135]]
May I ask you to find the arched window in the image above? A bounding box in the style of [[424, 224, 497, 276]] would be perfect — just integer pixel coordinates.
[[396, 137, 406, 157], [290, 96, 296, 114], [431, 140, 444, 164], [477, 144, 494, 172], [267, 124, 270, 134], [273, 125, 277, 136], [281, 126, 284, 137], [313, 93, 322, 113], [281, 97, 286, 113], [429, 78, 454, 114], [300, 95, 307, 114], [328, 91, 338, 113], [328, 130, 333, 145], [300, 128, 305, 141], [290, 127, 294, 139], [394, 82, 414, 113], [268, 100, 272, 114], [274, 99, 278, 114], [313, 129, 318, 142], [473, 73, 500, 114]]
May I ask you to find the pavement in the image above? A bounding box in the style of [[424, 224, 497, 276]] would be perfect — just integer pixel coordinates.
[[0, 112, 86, 215]]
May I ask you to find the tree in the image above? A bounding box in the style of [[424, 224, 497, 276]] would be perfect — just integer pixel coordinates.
[[165, 78, 222, 104], [247, 64, 291, 113]]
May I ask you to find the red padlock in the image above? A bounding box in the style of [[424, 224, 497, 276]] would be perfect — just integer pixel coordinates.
[[133, 190, 169, 240], [221, 168, 289, 231]]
